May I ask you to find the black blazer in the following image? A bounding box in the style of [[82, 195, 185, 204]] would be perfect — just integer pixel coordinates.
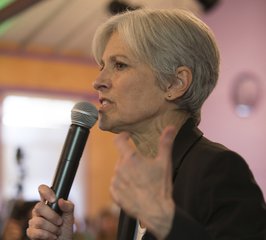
[[117, 119, 266, 240]]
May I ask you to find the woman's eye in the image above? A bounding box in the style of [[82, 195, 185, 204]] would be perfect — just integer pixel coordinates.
[[114, 62, 127, 71]]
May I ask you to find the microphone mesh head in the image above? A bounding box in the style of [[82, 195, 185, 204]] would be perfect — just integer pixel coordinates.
[[71, 102, 98, 128]]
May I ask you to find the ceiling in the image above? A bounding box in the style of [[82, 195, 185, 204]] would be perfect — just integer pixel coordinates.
[[0, 0, 216, 60]]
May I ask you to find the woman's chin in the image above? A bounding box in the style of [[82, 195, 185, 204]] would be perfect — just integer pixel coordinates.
[[99, 120, 114, 132], [98, 121, 123, 134]]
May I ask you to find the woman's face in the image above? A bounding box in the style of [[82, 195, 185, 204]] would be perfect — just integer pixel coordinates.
[[93, 32, 168, 133]]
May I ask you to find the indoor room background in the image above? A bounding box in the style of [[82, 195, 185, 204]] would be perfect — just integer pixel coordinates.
[[0, 0, 265, 233]]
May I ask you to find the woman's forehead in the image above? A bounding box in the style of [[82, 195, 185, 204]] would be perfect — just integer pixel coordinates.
[[102, 32, 137, 59]]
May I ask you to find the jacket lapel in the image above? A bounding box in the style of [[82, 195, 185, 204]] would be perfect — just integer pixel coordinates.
[[117, 210, 136, 240], [171, 118, 203, 181]]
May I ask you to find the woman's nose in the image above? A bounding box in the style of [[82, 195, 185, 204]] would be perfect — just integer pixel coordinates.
[[93, 71, 111, 91]]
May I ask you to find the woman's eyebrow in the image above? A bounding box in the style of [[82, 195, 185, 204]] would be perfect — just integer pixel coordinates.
[[109, 54, 129, 61]]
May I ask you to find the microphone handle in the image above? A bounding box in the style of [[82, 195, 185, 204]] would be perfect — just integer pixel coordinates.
[[48, 124, 89, 214]]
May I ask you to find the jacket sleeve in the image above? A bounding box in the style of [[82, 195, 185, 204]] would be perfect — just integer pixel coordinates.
[[165, 150, 266, 240], [165, 206, 212, 240]]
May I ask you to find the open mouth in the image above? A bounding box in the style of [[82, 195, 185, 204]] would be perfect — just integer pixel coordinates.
[[99, 98, 113, 111]]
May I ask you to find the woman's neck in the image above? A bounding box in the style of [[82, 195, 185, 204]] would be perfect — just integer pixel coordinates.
[[129, 110, 190, 157]]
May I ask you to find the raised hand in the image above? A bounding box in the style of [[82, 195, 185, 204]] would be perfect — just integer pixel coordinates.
[[110, 126, 177, 239]]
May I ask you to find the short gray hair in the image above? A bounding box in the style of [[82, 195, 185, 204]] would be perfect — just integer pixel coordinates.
[[92, 9, 220, 123]]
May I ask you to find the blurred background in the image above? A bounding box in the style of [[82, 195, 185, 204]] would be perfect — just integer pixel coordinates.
[[0, 0, 265, 239]]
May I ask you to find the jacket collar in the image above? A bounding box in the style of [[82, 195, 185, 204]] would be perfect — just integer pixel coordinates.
[[171, 118, 203, 180]]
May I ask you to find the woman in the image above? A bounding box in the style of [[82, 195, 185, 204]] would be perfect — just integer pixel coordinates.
[[27, 9, 266, 240]]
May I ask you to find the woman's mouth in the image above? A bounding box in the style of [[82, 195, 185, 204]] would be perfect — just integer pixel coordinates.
[[99, 98, 113, 111]]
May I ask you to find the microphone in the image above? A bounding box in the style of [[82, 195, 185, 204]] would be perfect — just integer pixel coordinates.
[[48, 101, 98, 214]]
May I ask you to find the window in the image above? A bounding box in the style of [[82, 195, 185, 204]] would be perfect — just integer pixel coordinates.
[[1, 95, 86, 219]]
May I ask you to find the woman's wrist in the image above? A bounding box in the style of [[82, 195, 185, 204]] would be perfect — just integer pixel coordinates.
[[142, 198, 175, 239]]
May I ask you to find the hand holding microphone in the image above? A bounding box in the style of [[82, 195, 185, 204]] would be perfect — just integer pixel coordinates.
[[27, 101, 98, 240]]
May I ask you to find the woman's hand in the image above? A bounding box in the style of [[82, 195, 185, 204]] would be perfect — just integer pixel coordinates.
[[27, 184, 74, 240], [110, 126, 176, 239]]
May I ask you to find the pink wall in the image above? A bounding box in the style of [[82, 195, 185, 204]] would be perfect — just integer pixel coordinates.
[[199, 0, 266, 197]]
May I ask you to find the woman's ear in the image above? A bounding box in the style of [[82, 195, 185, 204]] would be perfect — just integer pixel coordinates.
[[165, 66, 192, 100]]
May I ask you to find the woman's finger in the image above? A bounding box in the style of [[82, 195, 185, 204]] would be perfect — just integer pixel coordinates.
[[38, 184, 56, 203], [32, 202, 62, 226]]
